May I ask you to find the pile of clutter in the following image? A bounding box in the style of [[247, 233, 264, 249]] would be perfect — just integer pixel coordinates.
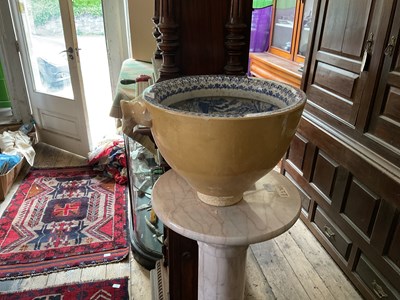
[[0, 122, 36, 175], [88, 136, 127, 185]]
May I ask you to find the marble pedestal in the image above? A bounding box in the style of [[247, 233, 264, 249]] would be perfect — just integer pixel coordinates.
[[152, 170, 301, 300]]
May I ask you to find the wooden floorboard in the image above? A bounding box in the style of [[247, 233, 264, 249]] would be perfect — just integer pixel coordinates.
[[274, 229, 335, 300], [288, 222, 363, 299], [0, 142, 362, 299], [250, 221, 363, 299], [251, 239, 311, 299], [245, 248, 275, 300]]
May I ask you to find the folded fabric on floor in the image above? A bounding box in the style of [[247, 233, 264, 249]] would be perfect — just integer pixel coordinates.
[[88, 137, 127, 185], [0, 130, 35, 166]]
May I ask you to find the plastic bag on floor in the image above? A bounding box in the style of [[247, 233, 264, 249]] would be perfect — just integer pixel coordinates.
[[0, 154, 21, 174]]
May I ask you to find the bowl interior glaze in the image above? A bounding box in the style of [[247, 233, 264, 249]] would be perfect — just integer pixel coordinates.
[[143, 75, 305, 118]]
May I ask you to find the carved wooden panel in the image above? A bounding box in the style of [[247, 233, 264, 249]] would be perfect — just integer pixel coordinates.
[[366, 9, 400, 154], [286, 133, 308, 173], [311, 150, 339, 203], [313, 206, 352, 260], [355, 253, 400, 300], [283, 1, 400, 299], [341, 177, 380, 238], [305, 0, 375, 125], [314, 62, 358, 98], [386, 212, 400, 270], [156, 0, 252, 80], [283, 116, 400, 299], [320, 0, 371, 56]]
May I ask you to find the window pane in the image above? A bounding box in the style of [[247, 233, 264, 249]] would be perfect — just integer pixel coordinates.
[[271, 0, 297, 52], [20, 0, 73, 99], [72, 0, 115, 145], [297, 0, 313, 56]]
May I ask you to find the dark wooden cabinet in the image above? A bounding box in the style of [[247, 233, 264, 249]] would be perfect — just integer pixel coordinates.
[[283, 0, 400, 299], [153, 0, 253, 81], [151, 1, 254, 299]]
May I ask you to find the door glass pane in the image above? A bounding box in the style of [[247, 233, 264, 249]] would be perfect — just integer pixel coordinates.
[[72, 0, 115, 145], [271, 0, 297, 52], [19, 0, 73, 99], [297, 0, 313, 56]]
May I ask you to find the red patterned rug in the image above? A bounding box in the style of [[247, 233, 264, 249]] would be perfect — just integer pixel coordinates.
[[0, 277, 129, 299], [0, 166, 129, 279]]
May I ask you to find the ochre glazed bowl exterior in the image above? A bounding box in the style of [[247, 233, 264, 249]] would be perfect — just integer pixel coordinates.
[[133, 75, 306, 206]]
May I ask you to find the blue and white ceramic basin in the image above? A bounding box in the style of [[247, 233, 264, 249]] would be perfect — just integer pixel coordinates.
[[124, 75, 307, 206]]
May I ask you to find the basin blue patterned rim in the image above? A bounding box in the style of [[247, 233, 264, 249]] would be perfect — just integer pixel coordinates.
[[142, 75, 307, 118]]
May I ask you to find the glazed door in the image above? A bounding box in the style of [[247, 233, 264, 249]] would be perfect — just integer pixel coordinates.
[[11, 0, 91, 156]]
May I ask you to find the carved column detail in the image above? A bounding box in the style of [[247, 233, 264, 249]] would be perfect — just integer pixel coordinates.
[[158, 0, 180, 80], [224, 0, 247, 75], [152, 0, 162, 59]]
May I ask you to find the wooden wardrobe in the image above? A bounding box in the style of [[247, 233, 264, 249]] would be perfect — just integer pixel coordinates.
[[282, 0, 400, 299], [151, 0, 400, 299]]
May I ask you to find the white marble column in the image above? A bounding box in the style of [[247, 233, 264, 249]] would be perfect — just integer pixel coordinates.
[[198, 243, 248, 300], [152, 170, 301, 300]]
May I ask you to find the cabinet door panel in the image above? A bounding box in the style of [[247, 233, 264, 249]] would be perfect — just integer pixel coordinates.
[[342, 177, 380, 238], [311, 150, 339, 203], [367, 13, 400, 153], [313, 206, 352, 260], [387, 214, 400, 270], [320, 0, 371, 56], [306, 0, 375, 125], [355, 254, 400, 300], [286, 133, 309, 174]]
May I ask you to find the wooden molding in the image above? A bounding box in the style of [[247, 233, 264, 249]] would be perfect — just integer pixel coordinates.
[[152, 0, 162, 59], [224, 0, 248, 75], [249, 53, 302, 88], [158, 0, 180, 81]]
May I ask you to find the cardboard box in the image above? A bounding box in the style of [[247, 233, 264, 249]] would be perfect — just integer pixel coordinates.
[[0, 157, 24, 201], [128, 0, 157, 62]]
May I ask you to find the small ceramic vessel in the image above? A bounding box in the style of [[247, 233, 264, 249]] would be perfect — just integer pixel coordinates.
[[122, 75, 307, 206]]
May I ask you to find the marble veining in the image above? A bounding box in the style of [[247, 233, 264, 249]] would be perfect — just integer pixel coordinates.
[[198, 242, 247, 300], [151, 170, 301, 246]]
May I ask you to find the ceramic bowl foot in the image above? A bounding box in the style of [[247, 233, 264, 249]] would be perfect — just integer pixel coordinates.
[[197, 192, 243, 206]]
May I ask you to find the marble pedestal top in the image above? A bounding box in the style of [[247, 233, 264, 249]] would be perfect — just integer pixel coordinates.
[[152, 170, 301, 246]]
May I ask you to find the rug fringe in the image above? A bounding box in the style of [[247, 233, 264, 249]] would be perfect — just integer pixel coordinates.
[[0, 251, 130, 281], [0, 276, 129, 295]]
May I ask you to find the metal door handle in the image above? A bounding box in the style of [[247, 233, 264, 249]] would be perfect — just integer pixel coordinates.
[[60, 47, 74, 54], [384, 36, 397, 57], [324, 225, 335, 238], [372, 280, 388, 298]]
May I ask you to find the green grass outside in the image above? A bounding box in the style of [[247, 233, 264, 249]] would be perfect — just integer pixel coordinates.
[[32, 0, 102, 27]]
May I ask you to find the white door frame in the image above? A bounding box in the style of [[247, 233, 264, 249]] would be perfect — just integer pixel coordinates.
[[1, 0, 129, 154], [9, 0, 92, 156], [0, 0, 31, 124], [102, 0, 130, 98]]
